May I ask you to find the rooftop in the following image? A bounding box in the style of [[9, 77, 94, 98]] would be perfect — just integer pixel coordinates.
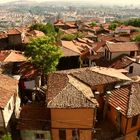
[[106, 42, 140, 53], [0, 50, 26, 62], [110, 55, 134, 69], [47, 67, 131, 109], [0, 74, 18, 108], [108, 83, 140, 118]]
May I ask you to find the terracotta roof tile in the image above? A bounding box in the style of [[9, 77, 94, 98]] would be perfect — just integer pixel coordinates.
[[29, 30, 45, 37], [0, 50, 26, 62], [0, 32, 8, 39], [110, 55, 134, 69], [7, 28, 21, 35], [61, 41, 81, 56], [47, 67, 131, 109], [18, 62, 40, 79], [108, 83, 140, 118], [47, 74, 98, 108], [0, 74, 18, 108], [106, 42, 140, 53], [108, 86, 130, 116]]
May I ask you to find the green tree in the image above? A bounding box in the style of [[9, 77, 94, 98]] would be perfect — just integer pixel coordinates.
[[132, 34, 140, 41], [30, 23, 56, 35], [90, 22, 97, 27], [25, 36, 62, 76], [61, 34, 77, 41], [124, 18, 140, 27], [109, 23, 118, 30], [0, 133, 12, 140]]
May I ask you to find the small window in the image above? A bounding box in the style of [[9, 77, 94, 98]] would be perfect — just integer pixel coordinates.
[[8, 103, 11, 111], [59, 129, 66, 140], [131, 115, 139, 127], [130, 51, 135, 57], [72, 129, 79, 140], [35, 133, 45, 139], [129, 66, 133, 74]]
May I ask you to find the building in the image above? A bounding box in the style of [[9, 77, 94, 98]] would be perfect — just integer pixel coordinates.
[[104, 42, 140, 61], [18, 104, 51, 140], [110, 55, 140, 76], [0, 74, 21, 136], [57, 40, 81, 70], [46, 66, 131, 140], [107, 82, 140, 140]]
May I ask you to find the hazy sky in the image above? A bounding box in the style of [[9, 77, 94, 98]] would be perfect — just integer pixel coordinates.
[[0, 0, 140, 5]]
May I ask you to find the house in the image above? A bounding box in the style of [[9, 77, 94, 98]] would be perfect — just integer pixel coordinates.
[[0, 74, 21, 136], [104, 42, 140, 61], [17, 62, 41, 91], [46, 66, 131, 140], [106, 82, 140, 140], [0, 50, 26, 74], [18, 104, 51, 140], [115, 26, 137, 34], [7, 28, 23, 47], [54, 20, 77, 30], [57, 41, 81, 70], [28, 30, 45, 38], [110, 55, 140, 76], [47, 71, 98, 140], [0, 32, 8, 50]]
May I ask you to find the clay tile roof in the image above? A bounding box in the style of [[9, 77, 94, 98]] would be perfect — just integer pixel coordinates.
[[47, 67, 131, 108], [110, 55, 134, 69], [29, 30, 45, 37], [108, 85, 130, 116], [0, 32, 8, 39], [47, 74, 98, 108], [116, 25, 137, 30], [115, 36, 131, 42], [61, 41, 81, 56], [106, 42, 140, 53], [0, 74, 18, 108], [18, 62, 40, 79], [7, 28, 21, 35], [18, 104, 50, 130], [108, 83, 140, 118], [0, 50, 26, 62]]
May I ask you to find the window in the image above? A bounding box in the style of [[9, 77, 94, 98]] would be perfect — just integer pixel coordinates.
[[8, 103, 11, 111], [35, 133, 45, 139], [130, 51, 135, 57], [131, 115, 139, 127], [72, 129, 79, 140], [129, 66, 133, 74], [59, 129, 66, 140]]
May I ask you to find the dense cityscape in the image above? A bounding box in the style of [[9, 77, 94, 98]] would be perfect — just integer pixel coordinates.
[[0, 0, 140, 140]]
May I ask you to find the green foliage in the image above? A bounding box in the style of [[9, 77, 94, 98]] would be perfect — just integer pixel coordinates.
[[30, 23, 56, 35], [62, 34, 77, 41], [90, 22, 97, 27], [61, 32, 85, 41], [124, 19, 140, 27], [131, 34, 140, 41], [25, 36, 62, 75], [76, 32, 85, 38], [0, 133, 12, 140], [109, 23, 118, 30]]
